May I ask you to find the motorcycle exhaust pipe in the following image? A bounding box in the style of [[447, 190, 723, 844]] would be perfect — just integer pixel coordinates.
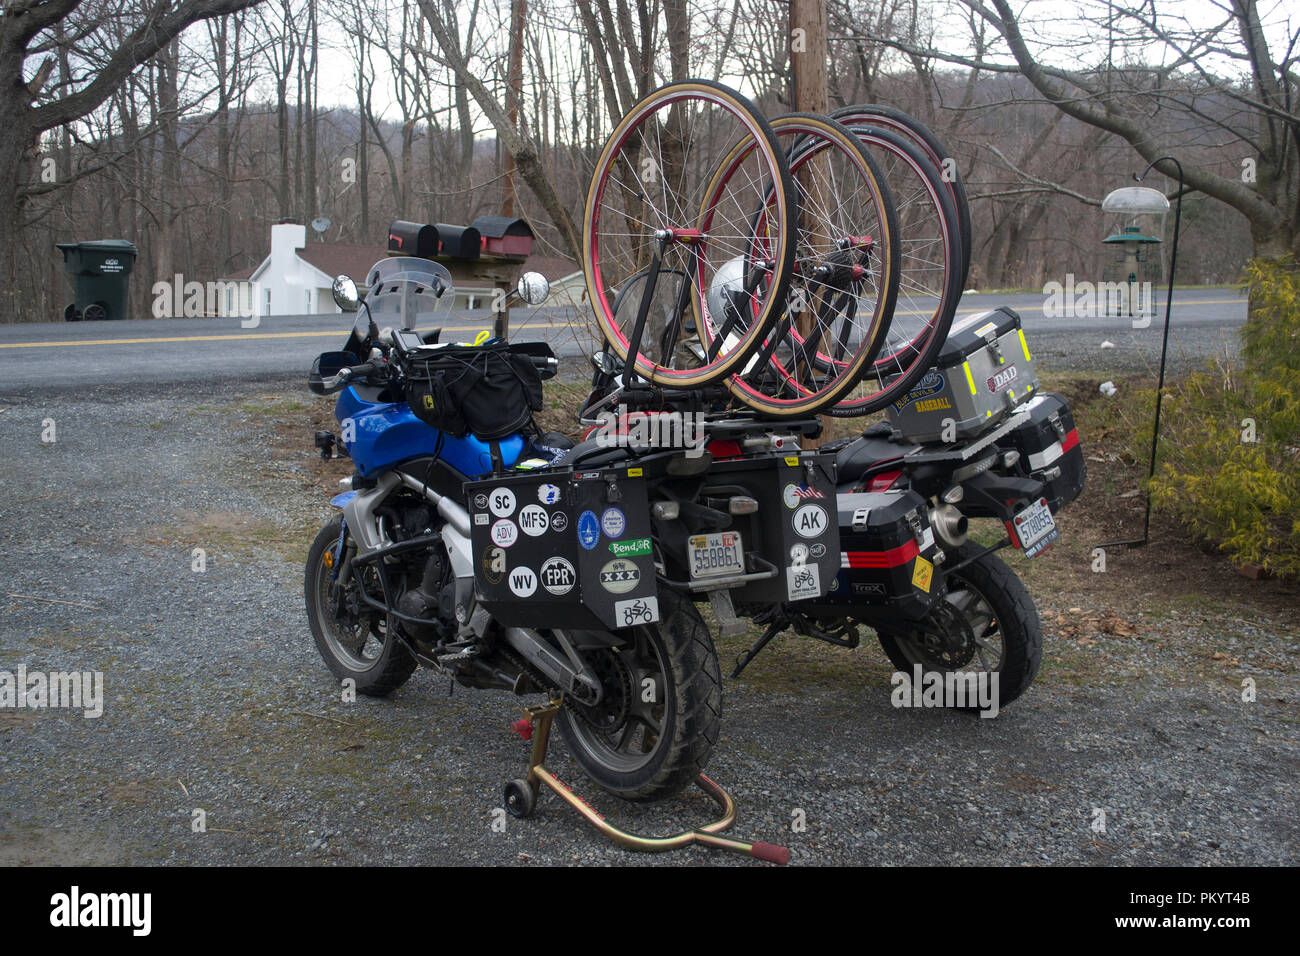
[[930, 503, 969, 549]]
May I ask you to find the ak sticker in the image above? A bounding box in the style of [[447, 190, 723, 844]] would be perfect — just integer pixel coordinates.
[[599, 559, 640, 594], [518, 504, 550, 536], [488, 488, 516, 518], [508, 566, 537, 597], [540, 556, 576, 596], [793, 503, 828, 539], [912, 556, 934, 593]]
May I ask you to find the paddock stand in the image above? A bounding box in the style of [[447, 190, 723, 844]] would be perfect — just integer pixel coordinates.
[[504, 698, 791, 865]]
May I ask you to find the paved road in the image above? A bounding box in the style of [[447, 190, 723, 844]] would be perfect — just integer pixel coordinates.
[[0, 288, 1247, 392]]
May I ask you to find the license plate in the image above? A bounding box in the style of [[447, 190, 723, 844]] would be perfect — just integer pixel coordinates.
[[688, 531, 744, 580], [1013, 498, 1058, 558]]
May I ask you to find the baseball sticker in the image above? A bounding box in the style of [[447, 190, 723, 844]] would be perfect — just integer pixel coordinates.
[[599, 559, 640, 594], [508, 565, 537, 597], [539, 556, 576, 596], [601, 507, 626, 539], [537, 483, 562, 504], [488, 487, 516, 517], [491, 518, 518, 548], [518, 504, 550, 536]]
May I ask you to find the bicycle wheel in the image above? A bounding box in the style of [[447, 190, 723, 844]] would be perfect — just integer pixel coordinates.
[[583, 80, 796, 388], [703, 113, 900, 417], [832, 104, 971, 289], [820, 122, 963, 416]]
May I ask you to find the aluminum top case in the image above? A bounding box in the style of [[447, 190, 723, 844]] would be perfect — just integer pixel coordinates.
[[886, 306, 1040, 444]]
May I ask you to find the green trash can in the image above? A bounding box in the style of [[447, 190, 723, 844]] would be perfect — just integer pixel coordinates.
[[57, 239, 139, 321]]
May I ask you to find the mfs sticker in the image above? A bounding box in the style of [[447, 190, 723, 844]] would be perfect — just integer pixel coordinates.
[[508, 566, 537, 597], [787, 563, 820, 601], [518, 504, 550, 536], [793, 503, 828, 538]]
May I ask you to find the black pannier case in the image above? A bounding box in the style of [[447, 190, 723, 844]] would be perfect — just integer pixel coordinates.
[[997, 392, 1086, 512]]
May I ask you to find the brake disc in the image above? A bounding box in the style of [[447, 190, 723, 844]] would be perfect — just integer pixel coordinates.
[[567, 648, 633, 736]]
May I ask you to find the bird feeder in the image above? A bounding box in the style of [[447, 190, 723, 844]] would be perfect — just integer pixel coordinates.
[[1100, 186, 1169, 319]]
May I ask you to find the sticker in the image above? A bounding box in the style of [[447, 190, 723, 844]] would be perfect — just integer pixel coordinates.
[[914, 396, 953, 413], [890, 370, 946, 413], [491, 519, 518, 548], [627, 467, 643, 478], [793, 503, 828, 539], [474, 512, 489, 526], [577, 511, 601, 550], [481, 546, 506, 585], [601, 507, 626, 539], [539, 556, 576, 596], [608, 537, 651, 558], [537, 483, 562, 504], [784, 482, 825, 508], [599, 559, 640, 594], [786, 563, 820, 601], [550, 511, 568, 533], [987, 365, 1019, 393], [809, 542, 826, 559], [508, 565, 537, 597], [488, 488, 516, 517], [473, 493, 489, 510], [974, 321, 998, 337], [789, 542, 809, 565], [575, 470, 602, 480], [912, 556, 934, 593], [614, 595, 659, 627], [784, 456, 799, 467], [518, 504, 550, 536]]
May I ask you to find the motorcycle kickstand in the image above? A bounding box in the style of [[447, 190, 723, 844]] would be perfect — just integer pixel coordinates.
[[731, 619, 786, 679], [505, 697, 791, 865]]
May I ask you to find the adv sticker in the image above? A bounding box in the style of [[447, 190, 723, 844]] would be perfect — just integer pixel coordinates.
[[518, 504, 550, 536], [601, 507, 626, 539], [599, 559, 640, 594], [539, 556, 576, 596], [491, 519, 518, 548], [786, 563, 820, 601], [911, 556, 934, 593], [793, 503, 828, 539], [508, 566, 537, 597], [614, 595, 659, 627], [537, 483, 562, 504], [577, 511, 601, 550], [489, 488, 516, 517]]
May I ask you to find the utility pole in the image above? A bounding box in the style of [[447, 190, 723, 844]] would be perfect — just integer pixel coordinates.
[[501, 0, 527, 217], [790, 0, 828, 115]]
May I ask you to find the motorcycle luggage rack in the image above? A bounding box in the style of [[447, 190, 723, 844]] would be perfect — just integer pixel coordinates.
[[504, 697, 791, 865]]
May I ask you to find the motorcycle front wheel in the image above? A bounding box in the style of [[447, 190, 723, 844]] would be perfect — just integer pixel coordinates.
[[556, 588, 722, 801], [875, 545, 1042, 710]]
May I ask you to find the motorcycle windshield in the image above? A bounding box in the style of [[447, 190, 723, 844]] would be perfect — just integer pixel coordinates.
[[363, 258, 455, 329]]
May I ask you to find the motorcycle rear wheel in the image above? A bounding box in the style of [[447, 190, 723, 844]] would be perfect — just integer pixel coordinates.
[[556, 588, 721, 801], [876, 545, 1042, 710], [305, 516, 417, 697]]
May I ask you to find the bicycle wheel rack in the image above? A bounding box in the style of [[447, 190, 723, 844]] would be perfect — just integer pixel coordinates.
[[504, 698, 791, 865]]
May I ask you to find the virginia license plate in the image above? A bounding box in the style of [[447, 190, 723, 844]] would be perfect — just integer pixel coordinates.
[[688, 531, 744, 580], [1014, 497, 1058, 558]]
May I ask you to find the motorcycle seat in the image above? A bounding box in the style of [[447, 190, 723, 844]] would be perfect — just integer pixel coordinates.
[[835, 429, 916, 484]]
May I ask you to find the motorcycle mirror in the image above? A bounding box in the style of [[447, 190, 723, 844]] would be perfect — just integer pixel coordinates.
[[590, 350, 621, 376], [332, 275, 360, 313], [516, 271, 550, 305]]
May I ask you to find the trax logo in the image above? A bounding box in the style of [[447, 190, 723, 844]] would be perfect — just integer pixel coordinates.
[[987, 365, 1019, 393]]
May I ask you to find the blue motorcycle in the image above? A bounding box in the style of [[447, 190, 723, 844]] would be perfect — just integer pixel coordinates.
[[304, 257, 723, 801]]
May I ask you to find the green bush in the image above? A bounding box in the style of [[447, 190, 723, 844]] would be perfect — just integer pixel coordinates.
[[1128, 257, 1300, 577]]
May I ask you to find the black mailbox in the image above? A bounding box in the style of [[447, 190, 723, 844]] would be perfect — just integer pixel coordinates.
[[433, 223, 481, 259], [387, 220, 440, 258]]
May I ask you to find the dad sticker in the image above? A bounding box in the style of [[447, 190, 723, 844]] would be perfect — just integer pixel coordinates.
[[601, 507, 626, 539], [518, 504, 550, 536]]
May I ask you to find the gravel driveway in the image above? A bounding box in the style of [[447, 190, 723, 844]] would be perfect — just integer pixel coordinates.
[[1, 377, 1295, 866]]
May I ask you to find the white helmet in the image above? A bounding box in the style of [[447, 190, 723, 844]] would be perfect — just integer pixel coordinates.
[[706, 256, 747, 328]]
